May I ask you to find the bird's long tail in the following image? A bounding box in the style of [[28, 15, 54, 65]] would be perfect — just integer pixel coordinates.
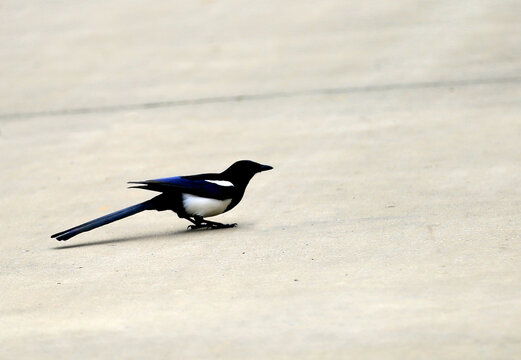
[[51, 199, 156, 241]]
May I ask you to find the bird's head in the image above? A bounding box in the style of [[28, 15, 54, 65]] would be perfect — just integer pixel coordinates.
[[222, 160, 273, 184]]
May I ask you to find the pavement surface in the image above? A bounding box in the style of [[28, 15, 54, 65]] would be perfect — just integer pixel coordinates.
[[1, 1, 521, 359]]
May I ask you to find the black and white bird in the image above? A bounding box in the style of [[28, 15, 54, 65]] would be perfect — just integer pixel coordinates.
[[51, 160, 273, 241]]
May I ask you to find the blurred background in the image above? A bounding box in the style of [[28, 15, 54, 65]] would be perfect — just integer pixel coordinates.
[[1, 1, 520, 359]]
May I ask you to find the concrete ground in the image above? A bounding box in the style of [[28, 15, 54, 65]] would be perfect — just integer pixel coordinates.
[[1, 1, 520, 359]]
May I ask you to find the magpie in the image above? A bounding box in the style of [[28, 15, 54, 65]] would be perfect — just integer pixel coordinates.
[[51, 160, 273, 241]]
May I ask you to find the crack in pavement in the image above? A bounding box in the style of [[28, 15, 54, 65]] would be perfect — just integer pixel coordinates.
[[1, 75, 520, 121]]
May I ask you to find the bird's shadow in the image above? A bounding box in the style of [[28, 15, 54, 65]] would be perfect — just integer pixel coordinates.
[[51, 226, 235, 250]]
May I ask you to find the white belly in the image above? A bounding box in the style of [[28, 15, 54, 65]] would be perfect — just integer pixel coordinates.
[[182, 193, 232, 217]]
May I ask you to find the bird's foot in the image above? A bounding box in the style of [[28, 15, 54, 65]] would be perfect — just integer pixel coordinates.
[[187, 220, 237, 230], [209, 222, 237, 229]]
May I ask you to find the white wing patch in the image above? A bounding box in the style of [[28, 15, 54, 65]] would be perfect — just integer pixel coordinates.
[[205, 180, 234, 187], [182, 194, 232, 217]]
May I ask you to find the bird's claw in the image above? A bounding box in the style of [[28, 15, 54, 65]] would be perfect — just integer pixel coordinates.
[[218, 223, 237, 229], [187, 222, 237, 230]]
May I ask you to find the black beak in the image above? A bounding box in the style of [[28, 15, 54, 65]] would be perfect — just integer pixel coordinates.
[[259, 164, 273, 172]]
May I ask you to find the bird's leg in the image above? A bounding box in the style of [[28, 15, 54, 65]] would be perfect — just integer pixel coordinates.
[[186, 216, 204, 230], [185, 217, 198, 225]]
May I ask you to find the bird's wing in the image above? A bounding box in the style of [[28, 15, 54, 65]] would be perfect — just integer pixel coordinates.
[[128, 176, 235, 200]]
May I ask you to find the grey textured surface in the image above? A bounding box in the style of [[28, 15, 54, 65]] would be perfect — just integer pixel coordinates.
[[1, 1, 520, 359]]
